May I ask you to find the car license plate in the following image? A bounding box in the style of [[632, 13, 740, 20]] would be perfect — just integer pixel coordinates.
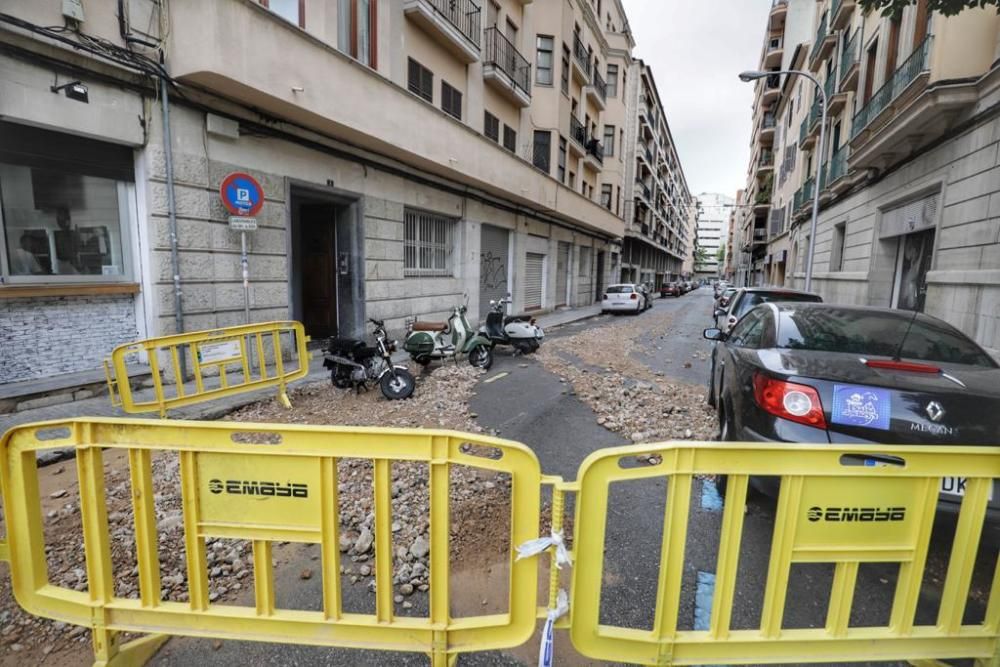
[[940, 477, 994, 500]]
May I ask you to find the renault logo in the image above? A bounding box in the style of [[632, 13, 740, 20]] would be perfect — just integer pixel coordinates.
[[925, 401, 945, 423]]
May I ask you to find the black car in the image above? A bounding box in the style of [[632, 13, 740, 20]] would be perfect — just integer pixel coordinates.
[[717, 287, 823, 334], [704, 303, 1000, 508]]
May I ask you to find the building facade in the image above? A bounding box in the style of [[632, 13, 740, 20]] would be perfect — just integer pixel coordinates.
[[742, 0, 1000, 358], [0, 0, 697, 393], [693, 192, 734, 280], [621, 60, 694, 287]]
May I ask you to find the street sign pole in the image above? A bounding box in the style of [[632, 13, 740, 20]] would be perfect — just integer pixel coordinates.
[[241, 230, 251, 324]]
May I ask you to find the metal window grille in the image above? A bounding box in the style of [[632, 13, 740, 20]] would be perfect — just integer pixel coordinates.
[[404, 209, 454, 276]]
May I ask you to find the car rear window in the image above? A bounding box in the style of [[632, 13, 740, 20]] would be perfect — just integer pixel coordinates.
[[776, 308, 998, 367], [735, 292, 822, 318], [607, 285, 633, 294]]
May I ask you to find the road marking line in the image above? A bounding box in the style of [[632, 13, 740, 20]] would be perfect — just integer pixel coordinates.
[[483, 372, 509, 384], [701, 478, 724, 512], [694, 570, 717, 631]]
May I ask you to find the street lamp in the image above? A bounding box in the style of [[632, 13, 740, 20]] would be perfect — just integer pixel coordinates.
[[738, 69, 827, 293]]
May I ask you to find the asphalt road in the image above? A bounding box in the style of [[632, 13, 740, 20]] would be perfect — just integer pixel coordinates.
[[151, 289, 996, 666]]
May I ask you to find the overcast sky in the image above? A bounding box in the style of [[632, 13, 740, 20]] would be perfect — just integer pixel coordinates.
[[622, 0, 771, 198]]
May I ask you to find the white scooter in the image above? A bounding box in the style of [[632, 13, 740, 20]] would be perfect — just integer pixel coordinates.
[[479, 295, 544, 355]]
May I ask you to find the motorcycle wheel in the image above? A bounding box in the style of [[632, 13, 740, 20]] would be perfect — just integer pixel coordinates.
[[513, 340, 534, 355], [380, 369, 416, 400], [413, 356, 432, 367], [528, 339, 540, 353], [468, 345, 493, 370]]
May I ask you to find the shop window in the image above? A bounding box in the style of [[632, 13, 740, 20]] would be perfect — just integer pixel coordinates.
[[0, 122, 134, 284], [404, 209, 454, 276]]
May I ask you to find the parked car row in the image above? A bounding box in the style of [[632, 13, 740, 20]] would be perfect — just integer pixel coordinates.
[[703, 286, 1000, 519], [660, 280, 697, 298]]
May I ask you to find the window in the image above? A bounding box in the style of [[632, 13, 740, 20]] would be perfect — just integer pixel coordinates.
[[561, 44, 570, 94], [830, 222, 847, 271], [441, 80, 462, 120], [503, 125, 517, 153], [262, 0, 303, 27], [558, 137, 567, 183], [0, 122, 135, 284], [408, 58, 433, 103], [579, 246, 591, 277], [601, 184, 613, 210], [484, 111, 500, 142], [603, 125, 615, 157], [533, 131, 551, 172], [536, 35, 554, 85], [337, 0, 377, 67], [404, 209, 454, 276], [729, 309, 768, 348], [606, 64, 618, 97]]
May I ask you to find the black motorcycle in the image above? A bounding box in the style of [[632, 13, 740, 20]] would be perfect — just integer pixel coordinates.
[[323, 319, 416, 400]]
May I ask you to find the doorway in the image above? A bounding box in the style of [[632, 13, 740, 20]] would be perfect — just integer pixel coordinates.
[[594, 250, 606, 302], [290, 188, 365, 340], [891, 229, 934, 312]]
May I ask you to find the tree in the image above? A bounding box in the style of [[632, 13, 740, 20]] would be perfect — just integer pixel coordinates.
[[716, 243, 726, 263], [858, 0, 999, 16], [693, 245, 709, 269]]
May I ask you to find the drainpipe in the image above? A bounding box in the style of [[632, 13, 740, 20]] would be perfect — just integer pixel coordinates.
[[159, 54, 186, 380]]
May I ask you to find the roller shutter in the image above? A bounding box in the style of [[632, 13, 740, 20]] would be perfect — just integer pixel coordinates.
[[556, 242, 570, 307], [479, 225, 510, 320], [524, 252, 545, 310]]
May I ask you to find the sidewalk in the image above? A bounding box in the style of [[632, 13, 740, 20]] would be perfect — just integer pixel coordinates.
[[1, 303, 604, 451]]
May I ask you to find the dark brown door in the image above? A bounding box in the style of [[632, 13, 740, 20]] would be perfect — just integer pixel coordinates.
[[301, 204, 338, 338], [863, 39, 878, 103], [913, 0, 930, 47], [885, 17, 901, 78]]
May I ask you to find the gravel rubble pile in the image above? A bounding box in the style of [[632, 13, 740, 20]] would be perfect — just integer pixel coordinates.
[[538, 308, 718, 449]]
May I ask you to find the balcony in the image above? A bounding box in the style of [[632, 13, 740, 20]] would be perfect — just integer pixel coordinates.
[[769, 0, 788, 32], [763, 35, 784, 69], [838, 29, 861, 94], [753, 185, 772, 214], [403, 0, 482, 64], [831, 0, 856, 31], [483, 28, 531, 107], [568, 114, 587, 156], [808, 14, 836, 72], [571, 33, 592, 85], [760, 111, 777, 145], [636, 180, 652, 202], [585, 68, 607, 111], [798, 177, 815, 213], [584, 139, 604, 170], [850, 37, 939, 167], [756, 150, 775, 177], [762, 73, 781, 105], [827, 146, 851, 194], [799, 114, 817, 151]]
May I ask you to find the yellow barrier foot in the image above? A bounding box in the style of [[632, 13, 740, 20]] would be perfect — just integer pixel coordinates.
[[98, 634, 170, 667], [428, 651, 458, 667], [278, 390, 292, 409]]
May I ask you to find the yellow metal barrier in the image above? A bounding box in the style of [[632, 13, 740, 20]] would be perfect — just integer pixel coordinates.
[[3, 423, 1000, 666], [569, 443, 1000, 666], [0, 419, 541, 666], [104, 321, 310, 417]]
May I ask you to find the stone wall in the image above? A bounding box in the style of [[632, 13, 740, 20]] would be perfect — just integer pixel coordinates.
[[0, 295, 138, 383]]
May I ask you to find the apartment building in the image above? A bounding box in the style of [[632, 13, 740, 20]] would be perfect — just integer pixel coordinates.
[[621, 60, 694, 287], [742, 0, 1000, 357], [693, 192, 734, 280], [0, 0, 647, 392]]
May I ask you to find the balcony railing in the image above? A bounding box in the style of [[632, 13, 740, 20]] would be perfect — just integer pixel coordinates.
[[759, 150, 775, 167], [852, 36, 932, 139], [832, 0, 844, 19], [762, 112, 777, 130], [839, 29, 860, 85], [590, 69, 607, 102], [644, 144, 653, 163], [754, 186, 772, 206], [828, 146, 848, 183], [587, 138, 604, 163], [799, 116, 810, 145], [570, 114, 586, 147], [483, 28, 531, 97], [802, 176, 815, 205], [637, 180, 651, 201], [423, 0, 481, 48], [809, 13, 829, 63], [573, 33, 592, 79]]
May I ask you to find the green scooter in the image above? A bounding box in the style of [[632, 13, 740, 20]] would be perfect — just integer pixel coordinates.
[[403, 300, 494, 370]]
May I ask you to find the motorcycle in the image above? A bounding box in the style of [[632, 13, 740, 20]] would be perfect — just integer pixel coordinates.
[[403, 299, 494, 370], [323, 319, 416, 400], [479, 295, 544, 355]]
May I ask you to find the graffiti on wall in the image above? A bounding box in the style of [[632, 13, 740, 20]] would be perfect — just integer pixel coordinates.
[[480, 251, 507, 290]]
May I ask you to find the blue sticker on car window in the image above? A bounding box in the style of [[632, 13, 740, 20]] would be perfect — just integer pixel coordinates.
[[831, 385, 892, 430]]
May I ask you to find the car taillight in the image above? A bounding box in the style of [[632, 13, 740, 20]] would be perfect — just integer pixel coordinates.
[[864, 359, 941, 374], [753, 372, 826, 429], [630, 293, 638, 300]]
